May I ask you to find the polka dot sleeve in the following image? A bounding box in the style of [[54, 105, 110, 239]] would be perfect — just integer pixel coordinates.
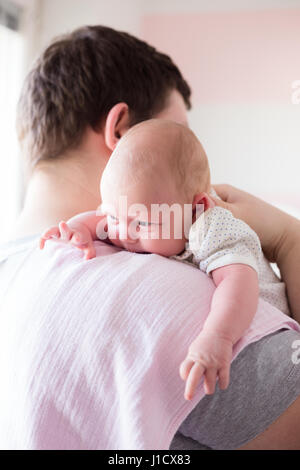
[[188, 206, 262, 275]]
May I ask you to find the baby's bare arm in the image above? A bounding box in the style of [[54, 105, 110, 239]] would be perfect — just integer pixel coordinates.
[[180, 264, 259, 399], [67, 210, 106, 240], [205, 263, 259, 343]]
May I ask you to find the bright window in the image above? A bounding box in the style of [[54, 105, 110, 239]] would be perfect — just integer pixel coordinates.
[[0, 2, 23, 242]]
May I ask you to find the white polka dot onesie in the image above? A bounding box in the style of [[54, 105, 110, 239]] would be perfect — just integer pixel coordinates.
[[172, 190, 290, 316]]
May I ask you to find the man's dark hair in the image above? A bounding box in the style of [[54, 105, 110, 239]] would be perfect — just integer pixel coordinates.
[[17, 25, 191, 167]]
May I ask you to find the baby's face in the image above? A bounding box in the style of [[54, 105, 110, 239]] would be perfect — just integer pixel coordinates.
[[100, 177, 189, 257]]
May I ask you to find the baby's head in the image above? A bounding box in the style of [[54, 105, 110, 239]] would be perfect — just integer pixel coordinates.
[[100, 119, 213, 256]]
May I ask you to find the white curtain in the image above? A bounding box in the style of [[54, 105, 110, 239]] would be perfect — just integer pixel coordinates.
[[0, 1, 23, 242]]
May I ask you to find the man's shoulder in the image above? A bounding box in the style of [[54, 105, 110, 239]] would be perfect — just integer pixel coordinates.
[[1, 240, 214, 317]]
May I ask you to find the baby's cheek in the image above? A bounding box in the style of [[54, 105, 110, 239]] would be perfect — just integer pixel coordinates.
[[140, 237, 185, 257], [166, 238, 187, 257], [139, 237, 162, 254], [106, 225, 122, 245]]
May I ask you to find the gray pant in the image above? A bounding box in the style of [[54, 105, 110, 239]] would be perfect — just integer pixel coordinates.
[[170, 329, 300, 450]]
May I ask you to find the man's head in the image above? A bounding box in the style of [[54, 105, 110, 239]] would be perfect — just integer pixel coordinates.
[[17, 25, 191, 169]]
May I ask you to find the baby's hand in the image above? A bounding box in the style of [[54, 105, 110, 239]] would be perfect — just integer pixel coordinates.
[[179, 331, 233, 400], [39, 221, 96, 260]]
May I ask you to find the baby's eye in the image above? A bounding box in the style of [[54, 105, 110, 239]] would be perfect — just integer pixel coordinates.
[[137, 220, 151, 227], [107, 214, 119, 224]]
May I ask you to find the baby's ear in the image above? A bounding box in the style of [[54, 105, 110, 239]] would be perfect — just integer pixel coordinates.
[[192, 192, 215, 213]]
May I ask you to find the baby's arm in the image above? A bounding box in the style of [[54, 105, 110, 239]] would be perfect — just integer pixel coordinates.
[[205, 263, 259, 344], [65, 210, 106, 240], [180, 263, 259, 400], [40, 210, 107, 259]]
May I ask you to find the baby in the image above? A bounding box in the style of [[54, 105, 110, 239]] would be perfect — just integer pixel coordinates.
[[40, 119, 289, 400]]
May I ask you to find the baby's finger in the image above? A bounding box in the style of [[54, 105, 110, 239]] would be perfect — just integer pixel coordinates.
[[204, 368, 218, 395], [218, 366, 230, 391], [179, 358, 195, 381], [58, 221, 73, 241], [39, 227, 60, 249], [184, 362, 205, 401], [71, 232, 86, 246], [83, 244, 96, 260]]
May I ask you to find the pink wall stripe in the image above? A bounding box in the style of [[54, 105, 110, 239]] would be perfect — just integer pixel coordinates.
[[141, 9, 300, 104]]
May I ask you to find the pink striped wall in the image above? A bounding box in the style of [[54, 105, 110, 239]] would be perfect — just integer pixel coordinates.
[[141, 9, 300, 104]]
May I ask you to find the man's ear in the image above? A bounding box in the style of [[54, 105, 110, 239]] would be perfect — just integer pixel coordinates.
[[104, 102, 131, 151], [192, 192, 215, 220]]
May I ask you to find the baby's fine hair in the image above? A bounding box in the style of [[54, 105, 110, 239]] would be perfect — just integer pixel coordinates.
[[107, 119, 210, 201]]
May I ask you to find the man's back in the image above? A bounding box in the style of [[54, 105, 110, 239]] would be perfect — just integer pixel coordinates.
[[0, 237, 297, 449]]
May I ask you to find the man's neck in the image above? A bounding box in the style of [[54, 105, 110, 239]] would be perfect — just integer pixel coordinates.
[[13, 144, 109, 238]]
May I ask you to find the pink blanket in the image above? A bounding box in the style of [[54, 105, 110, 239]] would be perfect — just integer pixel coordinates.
[[0, 237, 299, 449]]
